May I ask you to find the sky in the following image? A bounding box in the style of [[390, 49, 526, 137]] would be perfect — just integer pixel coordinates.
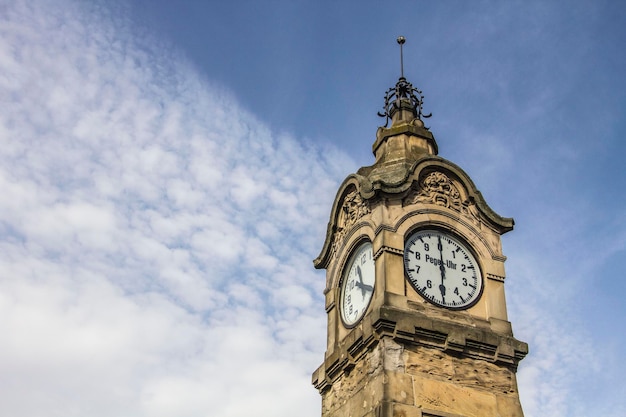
[[1, 0, 625, 416]]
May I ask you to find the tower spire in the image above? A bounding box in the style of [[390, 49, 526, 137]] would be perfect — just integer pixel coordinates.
[[377, 36, 431, 128]]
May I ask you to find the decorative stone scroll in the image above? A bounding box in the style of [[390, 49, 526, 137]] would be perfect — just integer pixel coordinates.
[[331, 189, 371, 258]]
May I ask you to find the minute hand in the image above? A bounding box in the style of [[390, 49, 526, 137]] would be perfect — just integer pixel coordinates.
[[356, 266, 369, 299], [437, 236, 446, 303]]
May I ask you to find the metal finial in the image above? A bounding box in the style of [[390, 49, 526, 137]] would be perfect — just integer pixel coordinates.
[[397, 36, 406, 79], [377, 36, 432, 127]]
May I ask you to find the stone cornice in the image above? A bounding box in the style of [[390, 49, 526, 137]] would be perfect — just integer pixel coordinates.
[[312, 304, 528, 392]]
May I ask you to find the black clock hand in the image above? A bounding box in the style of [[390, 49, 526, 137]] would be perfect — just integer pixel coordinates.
[[355, 281, 374, 293], [437, 235, 446, 303], [356, 265, 367, 299]]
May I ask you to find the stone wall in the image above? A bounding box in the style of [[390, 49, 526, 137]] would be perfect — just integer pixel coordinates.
[[321, 338, 524, 417]]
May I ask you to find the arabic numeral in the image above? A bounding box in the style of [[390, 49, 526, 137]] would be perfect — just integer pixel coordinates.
[[415, 251, 421, 260], [426, 279, 432, 288], [424, 243, 430, 251], [462, 277, 468, 286], [461, 264, 467, 272]]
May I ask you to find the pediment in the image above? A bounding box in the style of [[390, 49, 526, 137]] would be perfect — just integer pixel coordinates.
[[314, 156, 513, 271], [402, 157, 514, 235]]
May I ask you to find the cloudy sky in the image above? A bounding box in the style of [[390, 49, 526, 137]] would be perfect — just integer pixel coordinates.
[[1, 1, 625, 416]]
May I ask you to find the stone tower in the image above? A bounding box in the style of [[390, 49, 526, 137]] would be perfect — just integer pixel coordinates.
[[312, 38, 527, 417]]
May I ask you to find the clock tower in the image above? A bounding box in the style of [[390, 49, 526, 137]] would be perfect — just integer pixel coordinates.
[[312, 38, 528, 417]]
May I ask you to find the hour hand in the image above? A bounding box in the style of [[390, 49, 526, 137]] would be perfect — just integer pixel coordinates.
[[355, 280, 374, 293]]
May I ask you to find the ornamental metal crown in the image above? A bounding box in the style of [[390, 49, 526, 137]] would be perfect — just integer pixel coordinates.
[[377, 36, 432, 127]]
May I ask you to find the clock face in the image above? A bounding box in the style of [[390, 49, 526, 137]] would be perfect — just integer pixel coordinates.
[[404, 230, 482, 310], [340, 242, 375, 327]]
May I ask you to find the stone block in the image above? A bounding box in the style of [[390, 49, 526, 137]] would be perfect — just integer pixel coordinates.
[[413, 377, 497, 417]]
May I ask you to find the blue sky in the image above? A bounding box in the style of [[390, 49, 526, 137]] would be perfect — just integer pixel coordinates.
[[1, 1, 625, 416]]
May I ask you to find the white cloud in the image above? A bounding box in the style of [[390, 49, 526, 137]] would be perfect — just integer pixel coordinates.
[[0, 1, 345, 416]]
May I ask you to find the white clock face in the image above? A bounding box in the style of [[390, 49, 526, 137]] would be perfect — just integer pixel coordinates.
[[340, 242, 375, 327], [404, 230, 482, 310]]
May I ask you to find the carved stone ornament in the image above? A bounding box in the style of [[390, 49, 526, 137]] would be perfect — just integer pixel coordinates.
[[404, 171, 462, 210], [404, 171, 485, 228], [331, 190, 371, 257]]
